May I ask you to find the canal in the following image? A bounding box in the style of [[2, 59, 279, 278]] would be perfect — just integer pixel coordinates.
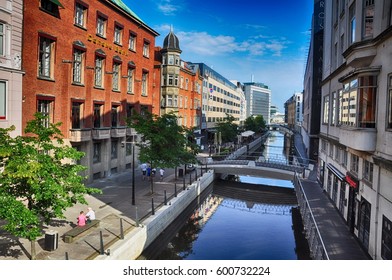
[[138, 131, 310, 260]]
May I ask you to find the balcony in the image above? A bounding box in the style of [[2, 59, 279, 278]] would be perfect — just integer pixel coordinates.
[[111, 126, 127, 138], [344, 42, 376, 68], [126, 127, 137, 136], [339, 127, 376, 152], [92, 127, 111, 140], [69, 129, 91, 142]]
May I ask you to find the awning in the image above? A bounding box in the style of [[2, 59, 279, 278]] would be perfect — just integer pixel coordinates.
[[241, 130, 255, 137], [49, 0, 64, 8], [327, 163, 345, 181]]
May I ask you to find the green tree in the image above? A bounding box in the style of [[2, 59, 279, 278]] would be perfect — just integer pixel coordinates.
[[216, 114, 238, 143], [0, 113, 101, 259], [127, 111, 200, 193], [244, 115, 266, 132]]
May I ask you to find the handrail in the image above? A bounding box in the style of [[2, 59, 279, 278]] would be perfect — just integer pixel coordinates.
[[294, 172, 329, 260]]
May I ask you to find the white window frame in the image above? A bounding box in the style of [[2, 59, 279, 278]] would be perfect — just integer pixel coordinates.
[[74, 2, 87, 28], [0, 81, 6, 120], [73, 48, 84, 84]]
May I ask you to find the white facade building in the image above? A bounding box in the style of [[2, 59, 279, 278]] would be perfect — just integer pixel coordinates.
[[320, 0, 392, 259], [243, 82, 271, 124]]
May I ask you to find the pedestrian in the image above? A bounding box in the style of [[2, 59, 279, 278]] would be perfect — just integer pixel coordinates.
[[151, 167, 156, 178], [86, 207, 95, 223], [141, 163, 147, 180], [159, 168, 165, 181], [147, 165, 151, 180], [77, 211, 87, 227]]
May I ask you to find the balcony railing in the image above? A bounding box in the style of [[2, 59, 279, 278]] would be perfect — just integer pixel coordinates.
[[92, 127, 111, 140], [111, 126, 127, 138], [69, 129, 92, 142]]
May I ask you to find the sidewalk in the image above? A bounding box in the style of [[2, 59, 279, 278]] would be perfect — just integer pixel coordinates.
[[0, 165, 200, 260]]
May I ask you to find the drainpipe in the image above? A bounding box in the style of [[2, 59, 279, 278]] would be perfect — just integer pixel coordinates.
[[373, 165, 381, 259]]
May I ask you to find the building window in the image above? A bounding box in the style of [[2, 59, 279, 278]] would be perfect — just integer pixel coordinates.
[[143, 41, 150, 57], [167, 95, 173, 107], [111, 141, 118, 159], [71, 101, 83, 129], [37, 98, 54, 128], [40, 0, 61, 16], [94, 55, 105, 88], [127, 67, 134, 93], [0, 81, 6, 119], [93, 103, 102, 128], [142, 71, 148, 96], [342, 149, 348, 167], [329, 143, 334, 158], [341, 76, 376, 128], [168, 74, 174, 86], [96, 14, 107, 37], [350, 154, 359, 174], [0, 23, 4, 56], [363, 160, 373, 184], [111, 105, 119, 127], [74, 2, 88, 28], [39, 36, 55, 79], [387, 74, 392, 129], [363, 0, 374, 38], [72, 48, 84, 84], [349, 3, 356, 44], [93, 142, 101, 163], [382, 215, 392, 260], [323, 95, 329, 124], [331, 91, 336, 125], [112, 61, 121, 91], [129, 33, 136, 51], [114, 24, 123, 45]]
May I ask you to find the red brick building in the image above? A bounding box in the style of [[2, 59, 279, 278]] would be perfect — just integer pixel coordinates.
[[22, 0, 159, 181]]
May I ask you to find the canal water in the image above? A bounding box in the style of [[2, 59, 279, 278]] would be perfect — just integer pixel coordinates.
[[139, 131, 310, 260]]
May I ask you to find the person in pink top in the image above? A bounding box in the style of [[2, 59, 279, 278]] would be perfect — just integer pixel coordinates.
[[77, 211, 87, 226]]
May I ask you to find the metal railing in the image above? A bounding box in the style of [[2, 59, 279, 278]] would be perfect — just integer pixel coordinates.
[[293, 172, 329, 260]]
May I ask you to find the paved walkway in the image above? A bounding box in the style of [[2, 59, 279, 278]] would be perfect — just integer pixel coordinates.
[[293, 132, 371, 260]]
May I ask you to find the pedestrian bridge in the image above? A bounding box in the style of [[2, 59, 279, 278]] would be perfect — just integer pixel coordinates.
[[207, 159, 306, 181]]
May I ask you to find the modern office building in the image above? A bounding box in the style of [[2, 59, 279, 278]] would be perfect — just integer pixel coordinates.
[[302, 0, 324, 161], [188, 63, 242, 146], [0, 0, 23, 137], [319, 0, 392, 259], [22, 0, 159, 182], [243, 82, 271, 125]]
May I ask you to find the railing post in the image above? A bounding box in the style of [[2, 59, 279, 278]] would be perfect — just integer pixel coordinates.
[[120, 218, 124, 240], [174, 183, 177, 197], [100, 231, 104, 255], [135, 206, 139, 227], [164, 190, 167, 205], [151, 198, 155, 215]]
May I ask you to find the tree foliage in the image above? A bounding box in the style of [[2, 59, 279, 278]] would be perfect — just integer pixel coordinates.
[[216, 114, 239, 143], [127, 111, 200, 169], [0, 113, 101, 256], [244, 115, 266, 132]]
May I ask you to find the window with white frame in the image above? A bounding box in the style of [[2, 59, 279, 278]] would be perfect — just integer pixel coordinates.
[[114, 24, 123, 45], [94, 55, 105, 87], [323, 95, 329, 124], [331, 91, 336, 125], [39, 36, 56, 79], [74, 2, 88, 28], [350, 154, 359, 174], [96, 14, 107, 37], [37, 98, 54, 128], [127, 67, 134, 93], [167, 95, 173, 107], [143, 40, 149, 57], [363, 0, 374, 38], [142, 71, 148, 96], [0, 81, 6, 119], [363, 160, 373, 183], [129, 33, 136, 51], [0, 23, 4, 56], [72, 48, 84, 84], [112, 61, 121, 91], [342, 149, 348, 167]]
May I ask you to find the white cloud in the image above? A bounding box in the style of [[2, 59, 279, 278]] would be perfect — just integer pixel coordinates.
[[157, 0, 181, 16]]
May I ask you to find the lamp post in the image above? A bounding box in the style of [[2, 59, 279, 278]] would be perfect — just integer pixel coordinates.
[[132, 144, 135, 205]]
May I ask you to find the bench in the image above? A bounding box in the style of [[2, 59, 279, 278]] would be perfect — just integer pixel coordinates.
[[64, 220, 100, 243]]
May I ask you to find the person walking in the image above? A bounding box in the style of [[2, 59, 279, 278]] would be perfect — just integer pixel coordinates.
[[146, 165, 151, 181], [141, 163, 147, 180], [159, 168, 165, 181]]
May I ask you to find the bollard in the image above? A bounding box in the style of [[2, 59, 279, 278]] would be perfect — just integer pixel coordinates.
[[174, 183, 177, 197], [164, 190, 167, 205], [201, 166, 203, 176], [120, 218, 124, 240], [151, 198, 155, 215], [189, 173, 192, 185], [183, 175, 185, 190], [65, 252, 69, 260], [100, 231, 104, 255], [135, 206, 139, 227]]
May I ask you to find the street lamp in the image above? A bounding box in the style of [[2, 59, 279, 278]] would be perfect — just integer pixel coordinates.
[[122, 140, 137, 205]]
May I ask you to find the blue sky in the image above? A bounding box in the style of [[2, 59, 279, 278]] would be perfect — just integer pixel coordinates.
[[123, 0, 313, 111]]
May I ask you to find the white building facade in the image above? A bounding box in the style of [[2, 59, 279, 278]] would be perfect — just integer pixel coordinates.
[[320, 0, 392, 259], [0, 0, 23, 137]]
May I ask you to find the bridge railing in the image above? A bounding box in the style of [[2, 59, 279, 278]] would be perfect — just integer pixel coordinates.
[[293, 172, 329, 260]]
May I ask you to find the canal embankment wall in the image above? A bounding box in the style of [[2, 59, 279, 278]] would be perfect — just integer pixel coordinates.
[[95, 170, 215, 260]]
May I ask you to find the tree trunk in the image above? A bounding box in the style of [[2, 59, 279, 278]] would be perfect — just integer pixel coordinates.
[[30, 239, 36, 260]]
